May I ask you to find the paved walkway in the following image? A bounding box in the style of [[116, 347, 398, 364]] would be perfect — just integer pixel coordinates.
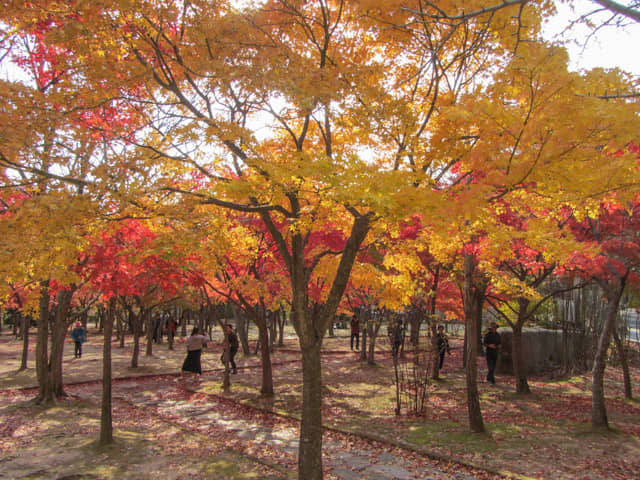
[[107, 376, 494, 480]]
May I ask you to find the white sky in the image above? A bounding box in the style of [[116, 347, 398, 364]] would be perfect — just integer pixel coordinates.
[[543, 1, 640, 75]]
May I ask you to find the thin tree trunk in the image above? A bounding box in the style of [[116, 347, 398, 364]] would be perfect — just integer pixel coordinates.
[[100, 298, 115, 446], [464, 253, 485, 433], [19, 314, 29, 372], [35, 281, 55, 405], [612, 327, 632, 399], [51, 289, 74, 397], [511, 318, 531, 394], [277, 308, 286, 346], [131, 309, 141, 369], [359, 315, 367, 362], [257, 311, 274, 396], [430, 326, 440, 380], [592, 279, 625, 429], [298, 341, 323, 480], [145, 309, 153, 356], [366, 314, 380, 365], [233, 306, 251, 355]]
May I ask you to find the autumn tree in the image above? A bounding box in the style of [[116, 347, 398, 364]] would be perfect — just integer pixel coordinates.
[[5, 1, 640, 476], [567, 198, 640, 428]]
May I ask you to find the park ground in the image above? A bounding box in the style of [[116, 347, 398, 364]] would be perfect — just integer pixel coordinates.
[[1, 326, 640, 480]]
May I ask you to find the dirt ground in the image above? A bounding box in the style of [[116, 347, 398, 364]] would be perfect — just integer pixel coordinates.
[[1, 327, 639, 480]]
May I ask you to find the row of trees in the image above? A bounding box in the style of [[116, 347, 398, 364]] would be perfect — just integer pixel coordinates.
[[2, 2, 640, 479]]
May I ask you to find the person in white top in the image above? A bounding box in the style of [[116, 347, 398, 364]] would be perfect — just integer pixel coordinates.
[[181, 326, 210, 383]]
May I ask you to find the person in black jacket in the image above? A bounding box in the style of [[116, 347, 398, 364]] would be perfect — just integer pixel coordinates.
[[436, 325, 451, 370], [483, 322, 501, 384], [221, 323, 239, 374]]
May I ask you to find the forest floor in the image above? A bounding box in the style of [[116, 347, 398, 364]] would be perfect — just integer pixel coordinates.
[[1, 326, 639, 480]]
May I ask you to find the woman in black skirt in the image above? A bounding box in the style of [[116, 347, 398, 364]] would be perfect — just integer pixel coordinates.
[[181, 327, 210, 382]]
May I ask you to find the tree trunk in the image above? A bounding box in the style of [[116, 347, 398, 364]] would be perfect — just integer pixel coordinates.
[[592, 279, 625, 429], [145, 309, 153, 356], [359, 315, 367, 362], [430, 325, 440, 380], [51, 289, 74, 397], [131, 309, 141, 369], [511, 318, 531, 394], [233, 306, 251, 355], [612, 327, 632, 399], [464, 253, 485, 433], [298, 341, 323, 480], [366, 314, 380, 365], [100, 298, 115, 446], [19, 314, 29, 372], [277, 308, 286, 346], [409, 311, 422, 348], [257, 311, 274, 396], [35, 282, 55, 405]]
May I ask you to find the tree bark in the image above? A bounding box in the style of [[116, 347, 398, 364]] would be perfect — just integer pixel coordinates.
[[35, 281, 55, 405], [252, 305, 274, 395], [366, 312, 382, 365], [511, 315, 531, 394], [612, 327, 632, 399], [233, 306, 251, 355], [298, 341, 323, 480], [464, 253, 485, 433], [592, 279, 625, 429], [145, 309, 154, 356], [100, 298, 115, 446], [130, 307, 141, 368], [51, 288, 74, 397], [19, 314, 29, 372]]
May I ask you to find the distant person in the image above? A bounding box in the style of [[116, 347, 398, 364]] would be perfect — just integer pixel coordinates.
[[181, 326, 210, 380], [221, 323, 239, 374], [391, 320, 404, 359], [71, 321, 87, 358], [350, 315, 360, 351], [436, 325, 451, 369], [483, 322, 501, 384]]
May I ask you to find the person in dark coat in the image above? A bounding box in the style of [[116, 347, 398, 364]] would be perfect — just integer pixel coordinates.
[[221, 323, 239, 374], [350, 315, 360, 351], [483, 322, 501, 384], [436, 325, 451, 370], [71, 321, 87, 358], [181, 327, 210, 380], [391, 319, 404, 360]]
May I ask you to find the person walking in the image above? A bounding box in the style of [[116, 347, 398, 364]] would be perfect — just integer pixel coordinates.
[[436, 325, 451, 370], [222, 323, 239, 374], [391, 319, 404, 360], [71, 321, 87, 358], [483, 322, 501, 384], [181, 326, 210, 381], [350, 315, 360, 351]]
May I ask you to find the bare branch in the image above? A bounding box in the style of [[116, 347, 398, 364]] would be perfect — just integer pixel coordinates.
[[593, 0, 640, 23]]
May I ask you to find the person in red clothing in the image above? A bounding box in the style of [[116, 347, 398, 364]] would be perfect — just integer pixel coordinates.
[[350, 315, 360, 351]]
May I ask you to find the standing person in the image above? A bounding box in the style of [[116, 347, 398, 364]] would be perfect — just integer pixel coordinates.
[[436, 325, 451, 370], [391, 319, 404, 360], [222, 323, 239, 374], [350, 314, 360, 351], [181, 326, 210, 381], [71, 321, 87, 358], [483, 322, 501, 384]]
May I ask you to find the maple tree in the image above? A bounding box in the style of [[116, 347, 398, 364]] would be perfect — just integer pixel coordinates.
[[565, 197, 640, 428], [3, 1, 640, 477]]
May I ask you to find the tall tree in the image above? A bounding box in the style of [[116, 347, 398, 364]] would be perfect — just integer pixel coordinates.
[[567, 198, 640, 428]]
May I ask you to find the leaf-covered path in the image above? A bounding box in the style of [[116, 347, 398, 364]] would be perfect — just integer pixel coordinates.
[[0, 374, 500, 480], [1, 330, 640, 479]]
